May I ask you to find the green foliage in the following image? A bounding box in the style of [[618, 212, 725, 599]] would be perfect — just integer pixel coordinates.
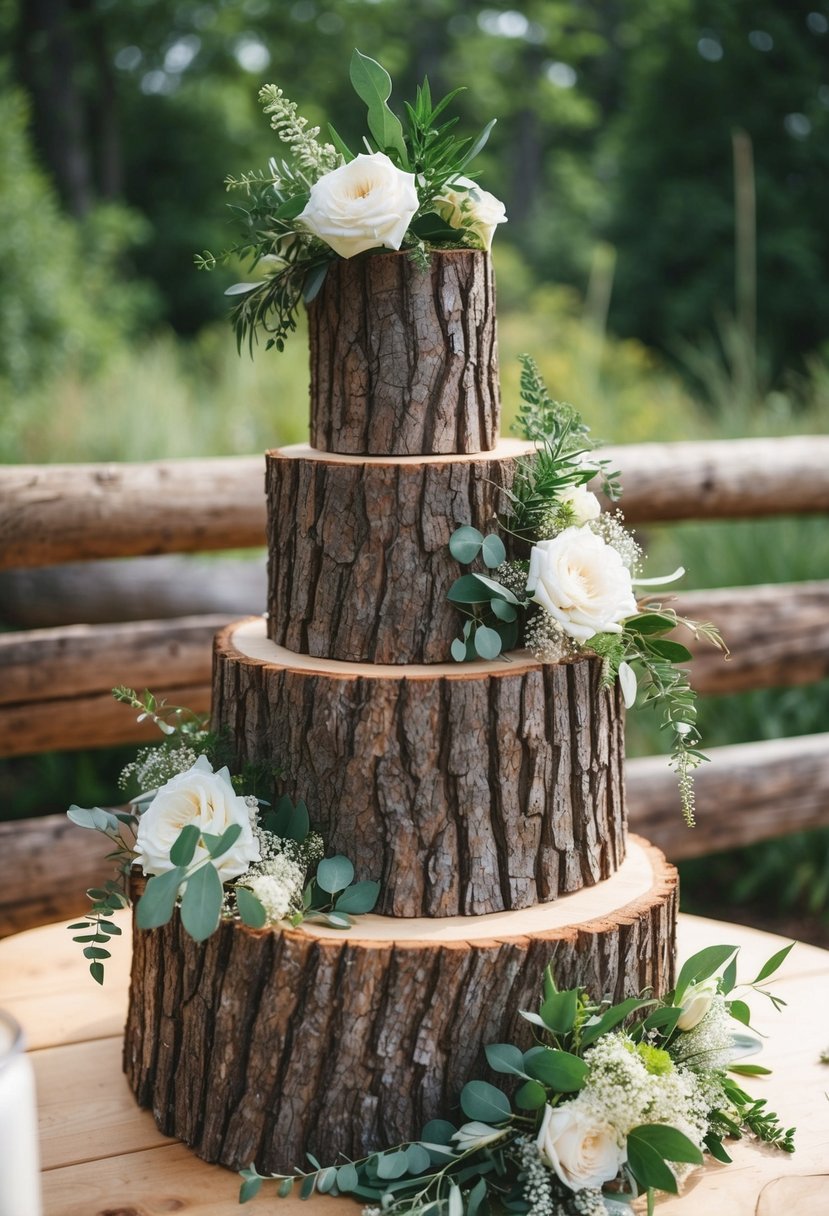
[[241, 941, 793, 1211], [0, 89, 155, 395]]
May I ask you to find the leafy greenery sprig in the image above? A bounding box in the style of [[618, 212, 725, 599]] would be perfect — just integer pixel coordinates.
[[197, 50, 498, 356], [240, 942, 795, 1212]]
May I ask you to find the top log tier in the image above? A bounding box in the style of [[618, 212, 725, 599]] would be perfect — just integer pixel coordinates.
[[307, 250, 500, 456]]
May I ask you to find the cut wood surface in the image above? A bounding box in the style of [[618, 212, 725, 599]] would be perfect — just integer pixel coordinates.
[[124, 841, 676, 1172], [0, 682, 209, 758], [266, 441, 530, 663], [627, 732, 829, 859], [3, 436, 828, 571], [213, 621, 627, 917], [309, 250, 500, 455], [1, 913, 825, 1215]]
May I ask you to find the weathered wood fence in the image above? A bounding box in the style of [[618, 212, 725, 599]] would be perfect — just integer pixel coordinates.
[[1, 435, 828, 933]]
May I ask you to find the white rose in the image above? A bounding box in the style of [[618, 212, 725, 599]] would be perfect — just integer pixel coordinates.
[[434, 175, 507, 250], [558, 484, 601, 525], [135, 755, 260, 881], [677, 978, 719, 1031], [297, 153, 419, 259], [527, 525, 638, 643], [536, 1102, 625, 1192]]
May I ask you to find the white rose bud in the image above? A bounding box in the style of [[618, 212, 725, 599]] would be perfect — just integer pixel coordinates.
[[677, 978, 719, 1031], [451, 1121, 507, 1152], [297, 153, 419, 259], [527, 525, 638, 643], [536, 1102, 626, 1191], [135, 755, 261, 881], [434, 175, 507, 250], [559, 484, 601, 525]]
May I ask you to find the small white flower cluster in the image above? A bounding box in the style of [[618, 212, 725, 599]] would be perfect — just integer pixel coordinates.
[[258, 84, 340, 179], [589, 510, 643, 573], [252, 824, 324, 870], [243, 855, 305, 924], [525, 612, 580, 664], [570, 1189, 606, 1216], [493, 560, 531, 599], [118, 743, 199, 796], [672, 993, 736, 1072], [517, 1136, 560, 1216], [580, 1036, 711, 1161]]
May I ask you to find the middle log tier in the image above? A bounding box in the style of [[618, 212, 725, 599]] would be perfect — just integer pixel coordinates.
[[266, 438, 534, 665], [213, 619, 627, 918]]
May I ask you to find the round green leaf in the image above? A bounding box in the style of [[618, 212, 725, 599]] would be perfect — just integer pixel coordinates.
[[180, 863, 224, 942], [451, 637, 469, 662], [460, 1080, 511, 1122], [485, 1043, 526, 1075], [376, 1150, 409, 1180], [336, 1163, 359, 1192], [170, 823, 200, 867], [236, 885, 268, 929], [481, 533, 506, 568], [136, 867, 185, 930], [315, 1167, 338, 1194], [449, 525, 485, 563], [448, 574, 493, 604], [514, 1079, 547, 1110], [421, 1119, 457, 1145], [405, 1143, 431, 1174], [474, 625, 502, 660], [525, 1048, 587, 1091], [316, 855, 355, 894], [490, 598, 517, 623], [334, 880, 381, 914], [646, 638, 694, 663]]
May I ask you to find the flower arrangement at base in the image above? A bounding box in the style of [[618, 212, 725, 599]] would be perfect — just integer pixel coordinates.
[[445, 355, 729, 825], [239, 943, 795, 1213], [195, 50, 506, 354], [66, 688, 379, 984]]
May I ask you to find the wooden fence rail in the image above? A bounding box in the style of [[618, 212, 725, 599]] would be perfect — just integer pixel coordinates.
[[3, 435, 829, 570]]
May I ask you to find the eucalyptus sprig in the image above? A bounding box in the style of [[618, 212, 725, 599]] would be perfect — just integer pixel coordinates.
[[240, 942, 795, 1213]]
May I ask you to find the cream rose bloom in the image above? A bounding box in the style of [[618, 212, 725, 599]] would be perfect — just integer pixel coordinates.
[[434, 175, 507, 250], [677, 978, 719, 1031], [527, 525, 638, 643], [559, 484, 601, 525], [297, 153, 419, 259], [536, 1102, 625, 1191], [135, 755, 260, 881]]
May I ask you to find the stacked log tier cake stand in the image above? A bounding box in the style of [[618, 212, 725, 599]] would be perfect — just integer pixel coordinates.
[[124, 250, 678, 1172]]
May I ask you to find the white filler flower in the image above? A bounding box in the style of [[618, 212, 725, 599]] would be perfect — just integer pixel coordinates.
[[536, 1101, 626, 1191], [434, 174, 507, 250], [527, 525, 638, 643], [135, 755, 260, 881], [298, 152, 419, 259]]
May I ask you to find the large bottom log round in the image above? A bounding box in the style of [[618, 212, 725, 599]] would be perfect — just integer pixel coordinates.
[[124, 837, 677, 1174]]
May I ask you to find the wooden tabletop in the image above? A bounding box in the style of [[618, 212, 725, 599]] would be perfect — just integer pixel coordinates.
[[1, 913, 827, 1215]]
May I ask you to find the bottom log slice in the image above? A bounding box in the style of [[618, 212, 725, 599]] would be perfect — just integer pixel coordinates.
[[212, 619, 627, 918], [124, 837, 676, 1174]]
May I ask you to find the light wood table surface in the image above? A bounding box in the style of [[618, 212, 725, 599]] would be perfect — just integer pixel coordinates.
[[1, 913, 827, 1215]]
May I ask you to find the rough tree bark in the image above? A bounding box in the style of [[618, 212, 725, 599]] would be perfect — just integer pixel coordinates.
[[308, 251, 500, 455], [124, 840, 677, 1173], [266, 442, 532, 664], [213, 621, 627, 917]]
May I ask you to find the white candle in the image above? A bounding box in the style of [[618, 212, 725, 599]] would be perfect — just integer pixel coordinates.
[[0, 1011, 42, 1216]]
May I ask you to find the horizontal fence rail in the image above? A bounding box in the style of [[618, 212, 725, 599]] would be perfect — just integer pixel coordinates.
[[2, 435, 829, 570]]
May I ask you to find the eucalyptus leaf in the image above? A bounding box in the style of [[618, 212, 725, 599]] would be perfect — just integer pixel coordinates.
[[239, 1175, 263, 1203], [317, 855, 355, 894], [484, 1043, 526, 1076], [316, 1167, 338, 1194], [236, 885, 268, 929], [336, 1163, 359, 1191], [421, 1119, 457, 1145], [481, 533, 506, 568], [451, 637, 469, 663], [67, 805, 118, 833], [180, 863, 224, 942], [460, 1080, 511, 1122], [471, 573, 521, 604], [135, 867, 185, 930], [490, 598, 517, 623], [405, 1143, 432, 1175], [448, 1183, 463, 1216], [448, 573, 494, 604], [224, 282, 261, 296], [474, 625, 502, 660], [514, 1079, 547, 1110], [334, 880, 380, 914], [449, 525, 484, 563], [170, 823, 201, 867], [467, 1176, 488, 1216], [376, 1151, 409, 1180]]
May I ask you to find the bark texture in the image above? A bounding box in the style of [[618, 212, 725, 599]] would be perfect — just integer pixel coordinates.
[[123, 841, 677, 1173], [308, 251, 500, 455], [212, 627, 627, 917], [266, 446, 528, 664]]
